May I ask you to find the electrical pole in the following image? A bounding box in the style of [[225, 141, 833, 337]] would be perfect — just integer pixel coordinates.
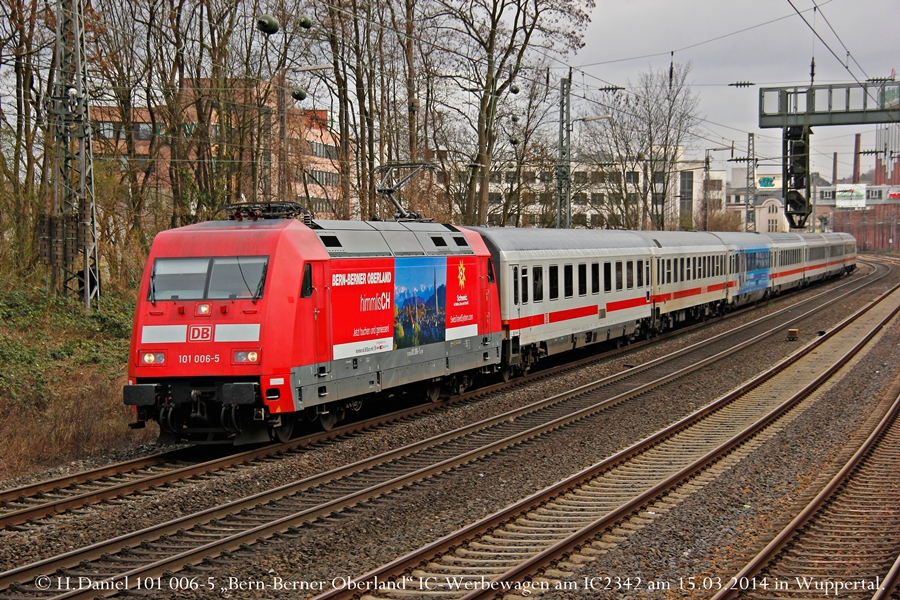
[[746, 133, 756, 232], [557, 69, 571, 229], [41, 0, 100, 310]]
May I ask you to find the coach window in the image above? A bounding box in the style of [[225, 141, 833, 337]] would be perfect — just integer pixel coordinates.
[[626, 261, 634, 290], [665, 259, 671, 285], [615, 262, 623, 291], [549, 265, 559, 300], [678, 257, 684, 282], [578, 264, 587, 296], [533, 266, 544, 302], [512, 267, 519, 305], [522, 267, 529, 304], [300, 264, 313, 298], [487, 258, 495, 283], [564, 264, 574, 298], [604, 262, 612, 292], [636, 260, 643, 287], [591, 263, 600, 294]]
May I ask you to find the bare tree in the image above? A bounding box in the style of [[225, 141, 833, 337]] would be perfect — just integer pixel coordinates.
[[425, 0, 593, 225], [0, 0, 54, 270], [581, 62, 701, 230]]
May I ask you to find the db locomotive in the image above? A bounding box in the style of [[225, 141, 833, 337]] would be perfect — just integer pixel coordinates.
[[124, 204, 856, 444]]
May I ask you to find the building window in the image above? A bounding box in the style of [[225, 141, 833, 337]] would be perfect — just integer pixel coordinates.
[[574, 193, 588, 205], [307, 170, 340, 188], [308, 140, 339, 160], [133, 123, 153, 140], [679, 171, 694, 216], [625, 171, 639, 184], [573, 171, 588, 184]]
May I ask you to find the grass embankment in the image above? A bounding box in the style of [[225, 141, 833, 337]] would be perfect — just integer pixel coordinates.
[[0, 285, 156, 479]]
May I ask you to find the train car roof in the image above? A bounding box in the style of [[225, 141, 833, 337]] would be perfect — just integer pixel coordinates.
[[629, 231, 726, 249], [707, 231, 770, 247], [466, 227, 651, 253], [760, 232, 806, 243]]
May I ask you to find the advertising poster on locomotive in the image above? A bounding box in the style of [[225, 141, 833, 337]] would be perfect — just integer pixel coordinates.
[[330, 256, 479, 359], [444, 256, 479, 341], [330, 258, 395, 359]]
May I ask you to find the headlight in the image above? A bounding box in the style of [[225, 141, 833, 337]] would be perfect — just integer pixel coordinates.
[[233, 350, 260, 364], [196, 303, 211, 315], [140, 352, 166, 365]]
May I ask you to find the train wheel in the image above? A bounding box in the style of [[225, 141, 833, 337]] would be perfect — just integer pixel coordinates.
[[426, 383, 441, 403], [319, 411, 340, 432], [270, 415, 294, 443]]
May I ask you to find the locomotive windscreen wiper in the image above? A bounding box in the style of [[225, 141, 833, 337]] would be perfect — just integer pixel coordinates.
[[149, 264, 157, 305], [252, 265, 267, 304]]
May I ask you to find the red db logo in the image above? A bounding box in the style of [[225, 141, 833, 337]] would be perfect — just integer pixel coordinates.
[[189, 325, 213, 341]]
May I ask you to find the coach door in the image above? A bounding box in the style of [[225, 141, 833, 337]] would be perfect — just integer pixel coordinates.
[[311, 262, 331, 375], [510, 264, 520, 330]]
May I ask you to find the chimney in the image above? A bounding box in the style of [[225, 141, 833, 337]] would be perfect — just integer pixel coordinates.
[[852, 134, 861, 184]]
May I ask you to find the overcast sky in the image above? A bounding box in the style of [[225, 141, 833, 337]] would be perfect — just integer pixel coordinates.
[[558, 0, 899, 183]]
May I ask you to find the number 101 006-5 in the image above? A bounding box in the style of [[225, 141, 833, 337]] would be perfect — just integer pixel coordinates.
[[178, 354, 220, 364]]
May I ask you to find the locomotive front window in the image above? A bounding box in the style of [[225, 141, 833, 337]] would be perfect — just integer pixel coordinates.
[[151, 256, 269, 301], [152, 258, 210, 300], [208, 257, 268, 299]]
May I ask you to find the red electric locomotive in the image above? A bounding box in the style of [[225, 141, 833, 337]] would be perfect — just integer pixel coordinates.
[[124, 204, 502, 444]]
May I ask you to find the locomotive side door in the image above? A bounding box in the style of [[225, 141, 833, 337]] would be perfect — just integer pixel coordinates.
[[482, 257, 496, 336], [310, 261, 331, 376]]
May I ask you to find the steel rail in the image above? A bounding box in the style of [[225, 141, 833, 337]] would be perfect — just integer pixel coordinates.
[[2, 270, 884, 599], [710, 391, 900, 600], [2, 263, 879, 530], [310, 275, 900, 600]]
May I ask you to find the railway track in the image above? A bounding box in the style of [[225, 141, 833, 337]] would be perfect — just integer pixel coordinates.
[[309, 267, 900, 600], [0, 263, 882, 532], [710, 391, 900, 600], [0, 267, 891, 599]]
